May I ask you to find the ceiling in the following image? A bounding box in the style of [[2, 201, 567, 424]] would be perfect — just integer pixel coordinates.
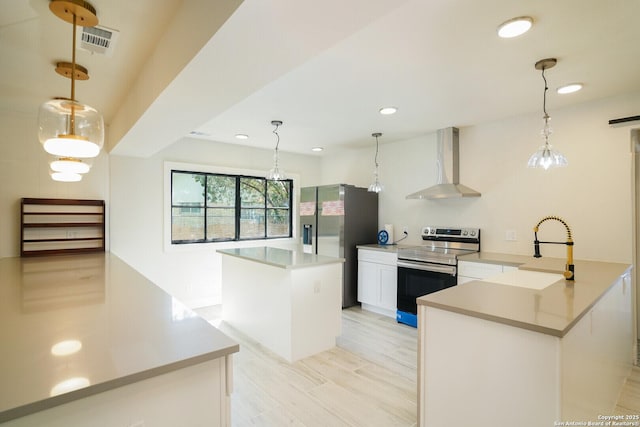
[[2, 0, 640, 157]]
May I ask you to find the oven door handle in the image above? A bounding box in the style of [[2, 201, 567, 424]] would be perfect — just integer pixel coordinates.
[[397, 260, 457, 276]]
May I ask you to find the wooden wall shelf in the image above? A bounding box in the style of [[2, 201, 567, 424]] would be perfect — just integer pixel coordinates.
[[20, 198, 106, 257]]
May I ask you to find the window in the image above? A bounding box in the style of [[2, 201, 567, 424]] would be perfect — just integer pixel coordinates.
[[171, 170, 292, 244]]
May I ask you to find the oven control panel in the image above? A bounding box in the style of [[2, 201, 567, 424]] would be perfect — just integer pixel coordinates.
[[421, 226, 480, 239]]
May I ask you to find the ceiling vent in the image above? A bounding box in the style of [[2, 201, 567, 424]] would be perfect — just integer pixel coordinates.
[[79, 25, 119, 57]]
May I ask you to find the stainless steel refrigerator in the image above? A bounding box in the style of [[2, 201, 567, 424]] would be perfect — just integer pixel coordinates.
[[300, 184, 379, 308]]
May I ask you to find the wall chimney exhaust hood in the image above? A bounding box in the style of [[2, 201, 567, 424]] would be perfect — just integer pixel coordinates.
[[406, 127, 481, 199]]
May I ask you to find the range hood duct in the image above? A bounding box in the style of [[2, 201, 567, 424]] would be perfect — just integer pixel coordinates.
[[406, 127, 481, 199]]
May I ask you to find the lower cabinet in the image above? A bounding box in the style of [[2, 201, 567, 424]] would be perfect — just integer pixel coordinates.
[[457, 260, 517, 285], [357, 249, 397, 318], [419, 268, 634, 426], [560, 272, 633, 419]]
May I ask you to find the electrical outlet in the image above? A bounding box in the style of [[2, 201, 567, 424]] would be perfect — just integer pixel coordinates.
[[505, 230, 517, 241], [402, 226, 409, 234]]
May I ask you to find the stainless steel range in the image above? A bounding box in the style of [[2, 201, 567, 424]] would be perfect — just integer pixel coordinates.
[[396, 226, 480, 327]]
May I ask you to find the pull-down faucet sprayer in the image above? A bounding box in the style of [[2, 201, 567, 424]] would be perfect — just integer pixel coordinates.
[[533, 216, 574, 280]]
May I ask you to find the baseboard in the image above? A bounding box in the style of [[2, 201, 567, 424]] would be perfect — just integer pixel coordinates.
[[360, 303, 396, 319]]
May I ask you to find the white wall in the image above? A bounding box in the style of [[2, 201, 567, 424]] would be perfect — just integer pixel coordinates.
[[0, 111, 109, 258], [321, 91, 640, 263], [109, 137, 322, 307], [4, 91, 637, 306], [318, 146, 378, 189]]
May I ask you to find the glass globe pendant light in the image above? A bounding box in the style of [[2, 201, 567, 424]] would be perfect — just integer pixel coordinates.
[[39, 97, 103, 158], [527, 58, 568, 170], [51, 171, 83, 182], [368, 132, 383, 193], [49, 154, 91, 182], [38, 0, 104, 163], [50, 157, 91, 174], [267, 120, 286, 181]]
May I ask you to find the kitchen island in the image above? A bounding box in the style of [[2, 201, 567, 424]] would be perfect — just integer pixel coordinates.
[[0, 253, 238, 426], [417, 257, 633, 427], [219, 246, 344, 362]]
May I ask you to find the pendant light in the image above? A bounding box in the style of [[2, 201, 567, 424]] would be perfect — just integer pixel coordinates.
[[38, 0, 104, 179], [50, 157, 91, 174], [50, 171, 82, 182], [368, 132, 383, 193], [527, 58, 568, 170], [50, 156, 91, 182], [267, 120, 286, 181]]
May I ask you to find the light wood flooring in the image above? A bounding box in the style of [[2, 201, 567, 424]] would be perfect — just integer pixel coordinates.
[[194, 306, 417, 426], [617, 366, 640, 415], [195, 305, 640, 426]]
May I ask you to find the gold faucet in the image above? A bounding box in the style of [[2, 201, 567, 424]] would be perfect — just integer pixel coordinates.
[[533, 216, 574, 280]]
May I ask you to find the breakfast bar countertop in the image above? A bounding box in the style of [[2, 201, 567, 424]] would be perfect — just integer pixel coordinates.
[[0, 253, 238, 423], [418, 257, 632, 337]]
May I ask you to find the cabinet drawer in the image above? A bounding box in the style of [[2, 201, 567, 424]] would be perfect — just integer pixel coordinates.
[[358, 249, 397, 266]]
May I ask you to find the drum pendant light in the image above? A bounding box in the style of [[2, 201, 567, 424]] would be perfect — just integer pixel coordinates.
[[38, 0, 104, 181], [527, 58, 568, 170]]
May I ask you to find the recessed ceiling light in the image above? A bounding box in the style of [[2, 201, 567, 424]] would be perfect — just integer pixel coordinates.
[[235, 134, 249, 140], [497, 16, 533, 38], [379, 106, 397, 115], [311, 147, 323, 152], [556, 83, 583, 94]]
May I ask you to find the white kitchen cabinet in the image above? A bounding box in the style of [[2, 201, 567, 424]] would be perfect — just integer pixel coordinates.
[[457, 260, 517, 285], [418, 264, 633, 427], [560, 271, 633, 419], [220, 249, 342, 363], [357, 249, 397, 318]]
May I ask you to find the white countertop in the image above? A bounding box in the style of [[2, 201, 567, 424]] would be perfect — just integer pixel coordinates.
[[0, 253, 238, 423], [356, 243, 402, 253], [218, 246, 344, 269], [458, 251, 533, 266], [419, 257, 631, 337]]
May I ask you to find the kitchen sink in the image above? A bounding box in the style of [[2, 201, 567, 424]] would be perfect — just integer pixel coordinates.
[[482, 269, 564, 290]]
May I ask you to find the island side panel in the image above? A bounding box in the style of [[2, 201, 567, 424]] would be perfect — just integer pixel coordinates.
[[2, 357, 230, 427], [290, 263, 343, 361], [221, 256, 294, 361], [560, 271, 634, 419], [418, 306, 560, 427]]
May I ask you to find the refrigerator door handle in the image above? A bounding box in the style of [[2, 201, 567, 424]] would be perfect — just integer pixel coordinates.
[[303, 224, 313, 254], [303, 224, 313, 245]]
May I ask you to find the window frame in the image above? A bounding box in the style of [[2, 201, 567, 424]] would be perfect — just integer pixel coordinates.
[[170, 169, 293, 245]]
